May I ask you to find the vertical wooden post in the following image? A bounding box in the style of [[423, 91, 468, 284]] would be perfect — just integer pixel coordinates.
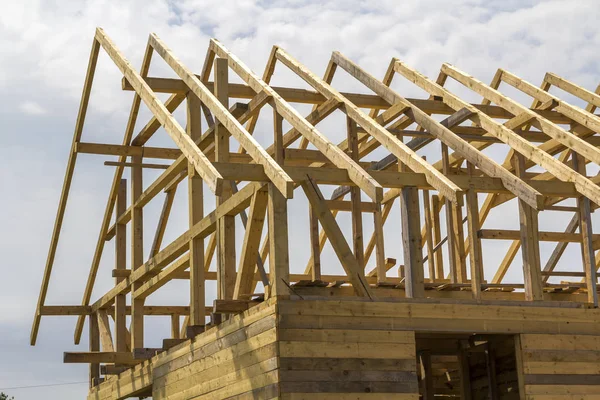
[[187, 92, 205, 327], [431, 195, 444, 279], [373, 202, 387, 283], [422, 189, 436, 280], [269, 107, 290, 297], [441, 143, 458, 283], [309, 205, 321, 281], [452, 199, 468, 282], [419, 350, 434, 400], [170, 315, 180, 339], [514, 335, 527, 400], [130, 154, 144, 349], [346, 116, 364, 268], [573, 152, 598, 306], [458, 342, 472, 400], [401, 186, 424, 298], [215, 58, 236, 300], [485, 343, 499, 400], [466, 163, 483, 300], [513, 153, 543, 301], [114, 179, 127, 353], [89, 312, 100, 388]]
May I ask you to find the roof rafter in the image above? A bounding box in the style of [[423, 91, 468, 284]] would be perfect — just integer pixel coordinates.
[[208, 40, 383, 203], [148, 33, 295, 199], [274, 47, 461, 204], [331, 52, 544, 210]]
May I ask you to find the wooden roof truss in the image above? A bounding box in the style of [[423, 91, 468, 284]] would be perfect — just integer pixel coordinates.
[[31, 28, 600, 374]]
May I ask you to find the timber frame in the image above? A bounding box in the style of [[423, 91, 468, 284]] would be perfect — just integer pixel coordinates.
[[31, 28, 600, 397]]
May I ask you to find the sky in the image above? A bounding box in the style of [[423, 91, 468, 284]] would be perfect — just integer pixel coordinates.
[[1, 0, 600, 398]]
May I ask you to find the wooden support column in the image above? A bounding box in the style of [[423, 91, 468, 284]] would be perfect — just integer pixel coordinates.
[[267, 186, 289, 297], [431, 195, 444, 279], [513, 153, 544, 301], [114, 179, 127, 353], [373, 202, 386, 283], [309, 205, 321, 281], [89, 312, 100, 388], [573, 152, 598, 306], [422, 188, 436, 280], [458, 342, 472, 400], [268, 108, 290, 297], [214, 58, 235, 300], [401, 186, 424, 298], [485, 343, 499, 400], [130, 153, 144, 349], [170, 315, 180, 339], [419, 350, 434, 400], [187, 92, 205, 327], [346, 116, 364, 268], [466, 163, 484, 300], [441, 143, 458, 283]]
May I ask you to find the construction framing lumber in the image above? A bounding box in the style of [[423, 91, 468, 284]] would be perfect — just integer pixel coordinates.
[[31, 29, 600, 398]]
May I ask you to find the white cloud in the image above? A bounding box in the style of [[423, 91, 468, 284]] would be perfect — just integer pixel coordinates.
[[19, 101, 47, 115], [1, 1, 600, 398]]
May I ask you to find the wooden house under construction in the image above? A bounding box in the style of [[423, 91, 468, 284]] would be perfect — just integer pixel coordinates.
[[31, 27, 600, 399]]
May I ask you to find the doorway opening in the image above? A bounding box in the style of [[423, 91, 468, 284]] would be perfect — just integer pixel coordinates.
[[416, 333, 520, 399]]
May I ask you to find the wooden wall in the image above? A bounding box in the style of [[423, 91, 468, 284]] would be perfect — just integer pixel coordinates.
[[277, 300, 419, 399], [518, 333, 600, 400]]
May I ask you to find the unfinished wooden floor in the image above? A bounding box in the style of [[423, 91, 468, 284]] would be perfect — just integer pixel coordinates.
[[30, 27, 600, 398]]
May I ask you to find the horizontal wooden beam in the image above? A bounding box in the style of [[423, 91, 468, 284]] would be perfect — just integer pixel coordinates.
[[122, 76, 576, 124], [64, 351, 146, 364], [479, 229, 600, 246]]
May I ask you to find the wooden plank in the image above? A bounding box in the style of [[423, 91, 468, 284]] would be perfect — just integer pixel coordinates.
[[150, 188, 177, 257], [213, 58, 236, 302], [301, 177, 373, 298], [347, 116, 365, 268], [466, 186, 483, 300], [89, 313, 100, 388], [309, 203, 322, 281], [573, 152, 598, 306], [187, 90, 205, 326], [401, 186, 425, 298], [431, 195, 444, 279], [131, 152, 144, 348], [544, 72, 600, 110], [114, 179, 127, 352], [97, 309, 114, 352], [268, 182, 290, 297], [31, 38, 100, 346], [373, 202, 387, 283], [234, 189, 268, 299]]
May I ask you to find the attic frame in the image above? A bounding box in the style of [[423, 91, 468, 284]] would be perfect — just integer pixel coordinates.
[[31, 29, 600, 390]]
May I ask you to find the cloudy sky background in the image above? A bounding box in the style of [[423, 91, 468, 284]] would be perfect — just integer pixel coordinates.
[[2, 0, 600, 398]]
